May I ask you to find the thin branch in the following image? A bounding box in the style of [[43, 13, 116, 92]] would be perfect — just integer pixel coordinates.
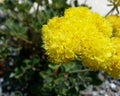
[[68, 69, 90, 74], [16, 36, 33, 44], [105, 1, 120, 16], [105, 6, 115, 17], [35, 3, 40, 19]]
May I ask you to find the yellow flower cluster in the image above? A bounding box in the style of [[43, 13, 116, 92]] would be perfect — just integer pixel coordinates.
[[42, 17, 78, 64], [42, 7, 113, 69], [106, 15, 120, 37], [106, 37, 120, 78], [105, 15, 120, 78], [42, 7, 120, 78]]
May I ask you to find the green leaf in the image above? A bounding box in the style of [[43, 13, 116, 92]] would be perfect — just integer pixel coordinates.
[[48, 63, 61, 70]]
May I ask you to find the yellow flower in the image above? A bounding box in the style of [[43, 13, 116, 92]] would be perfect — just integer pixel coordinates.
[[91, 13, 113, 37], [64, 7, 113, 37], [79, 32, 113, 70], [42, 17, 78, 64], [106, 15, 120, 37], [42, 6, 113, 69], [105, 37, 120, 79]]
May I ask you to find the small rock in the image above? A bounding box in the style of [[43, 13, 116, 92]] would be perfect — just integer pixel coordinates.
[[85, 85, 93, 92], [99, 90, 106, 95], [92, 91, 98, 96], [114, 93, 120, 96], [110, 83, 117, 92], [114, 80, 120, 86], [93, 86, 99, 91], [100, 80, 109, 89], [98, 72, 105, 81], [104, 94, 109, 96], [110, 83, 116, 89]]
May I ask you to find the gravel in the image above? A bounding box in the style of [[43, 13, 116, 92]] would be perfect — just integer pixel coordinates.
[[80, 72, 120, 96]]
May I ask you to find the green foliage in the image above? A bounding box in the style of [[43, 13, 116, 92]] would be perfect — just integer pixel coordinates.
[[39, 61, 92, 96], [0, 0, 103, 95]]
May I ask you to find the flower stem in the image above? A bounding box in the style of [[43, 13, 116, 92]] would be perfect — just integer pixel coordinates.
[[68, 69, 90, 74]]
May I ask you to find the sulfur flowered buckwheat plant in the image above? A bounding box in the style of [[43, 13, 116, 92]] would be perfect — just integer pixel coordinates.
[[105, 15, 120, 78], [42, 6, 120, 79], [1, 0, 120, 96]]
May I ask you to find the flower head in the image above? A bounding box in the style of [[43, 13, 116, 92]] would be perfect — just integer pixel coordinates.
[[105, 37, 120, 79], [106, 15, 120, 37], [42, 7, 113, 70], [42, 17, 78, 64]]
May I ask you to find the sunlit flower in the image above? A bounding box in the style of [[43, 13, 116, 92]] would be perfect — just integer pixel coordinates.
[[105, 37, 120, 79], [79, 32, 113, 70], [64, 7, 113, 37], [42, 7, 113, 70], [42, 17, 78, 64], [106, 15, 120, 37]]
